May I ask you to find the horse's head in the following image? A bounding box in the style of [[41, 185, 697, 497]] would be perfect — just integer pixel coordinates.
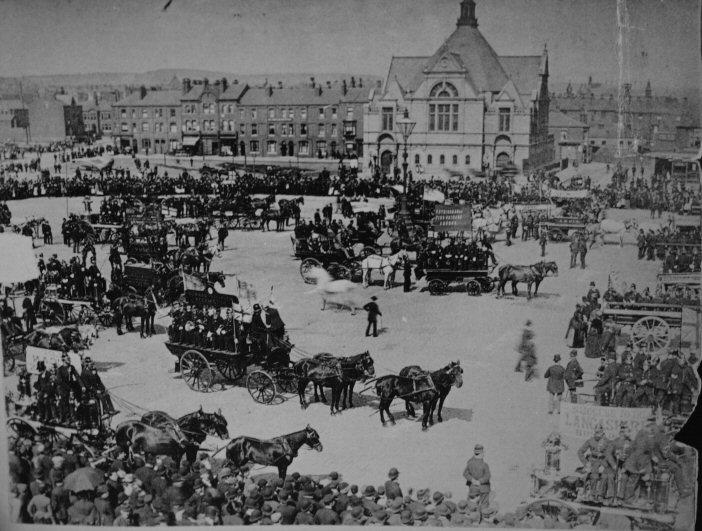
[[445, 360, 463, 388], [356, 351, 375, 379], [203, 408, 229, 440], [545, 261, 559, 277], [210, 271, 226, 288], [303, 425, 323, 452]]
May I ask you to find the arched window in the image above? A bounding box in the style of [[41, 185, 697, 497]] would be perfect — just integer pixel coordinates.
[[414, 154, 420, 164], [440, 154, 445, 165], [452, 155, 458, 165], [427, 154, 433, 165], [465, 155, 470, 165], [429, 82, 458, 98]]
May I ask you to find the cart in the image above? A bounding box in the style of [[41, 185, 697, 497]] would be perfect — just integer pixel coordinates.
[[89, 223, 122, 244], [539, 216, 588, 241], [293, 238, 362, 284], [600, 301, 697, 355], [38, 295, 107, 327], [424, 268, 495, 295]]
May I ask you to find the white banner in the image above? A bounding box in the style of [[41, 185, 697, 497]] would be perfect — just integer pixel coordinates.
[[559, 402, 652, 441], [25, 346, 82, 375]]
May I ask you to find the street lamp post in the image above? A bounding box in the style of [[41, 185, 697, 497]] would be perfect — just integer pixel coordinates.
[[396, 109, 416, 221]]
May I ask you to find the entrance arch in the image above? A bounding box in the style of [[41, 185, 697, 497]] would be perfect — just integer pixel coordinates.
[[380, 150, 394, 174], [496, 152, 512, 167]]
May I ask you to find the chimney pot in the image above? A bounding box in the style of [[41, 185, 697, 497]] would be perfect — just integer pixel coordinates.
[[267, 86, 273, 97]]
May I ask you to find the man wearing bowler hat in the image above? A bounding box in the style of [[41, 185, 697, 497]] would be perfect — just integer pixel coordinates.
[[545, 354, 565, 414], [363, 296, 382, 337]]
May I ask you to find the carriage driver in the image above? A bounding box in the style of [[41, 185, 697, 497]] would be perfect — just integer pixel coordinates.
[[56, 353, 85, 424], [577, 423, 614, 502], [249, 304, 269, 354]]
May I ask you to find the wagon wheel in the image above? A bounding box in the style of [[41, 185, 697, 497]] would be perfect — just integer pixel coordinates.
[[466, 279, 482, 296], [7, 417, 38, 447], [125, 257, 137, 264], [361, 246, 380, 258], [631, 316, 671, 354], [215, 358, 244, 381], [275, 368, 299, 394], [332, 264, 352, 280], [72, 304, 98, 325], [428, 279, 445, 295], [40, 299, 65, 325], [479, 276, 495, 293], [180, 350, 214, 392], [247, 370, 277, 404], [548, 228, 564, 242], [37, 425, 71, 447], [300, 258, 322, 284]]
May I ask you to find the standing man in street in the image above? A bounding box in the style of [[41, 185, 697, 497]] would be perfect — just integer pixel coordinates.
[[569, 237, 578, 269], [463, 444, 491, 508], [363, 296, 381, 337], [544, 354, 565, 414], [403, 258, 412, 293], [578, 234, 588, 269], [22, 293, 36, 332], [564, 350, 584, 403], [217, 223, 229, 251], [538, 227, 548, 257]]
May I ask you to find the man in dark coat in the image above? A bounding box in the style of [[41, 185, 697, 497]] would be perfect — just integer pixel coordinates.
[[565, 349, 584, 402], [363, 296, 381, 337], [217, 224, 228, 251], [264, 302, 285, 340], [384, 468, 403, 500], [403, 259, 412, 292], [22, 295, 35, 332], [56, 354, 84, 423], [544, 354, 565, 414]]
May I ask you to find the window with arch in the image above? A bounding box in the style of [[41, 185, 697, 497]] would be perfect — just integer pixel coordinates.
[[429, 82, 458, 98], [440, 154, 445, 165], [465, 155, 470, 165], [427, 154, 433, 165], [452, 155, 458, 165], [414, 154, 420, 164]]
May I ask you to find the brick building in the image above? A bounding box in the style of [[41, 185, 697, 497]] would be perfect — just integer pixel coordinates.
[[235, 83, 368, 159], [112, 87, 182, 154], [548, 111, 589, 163]]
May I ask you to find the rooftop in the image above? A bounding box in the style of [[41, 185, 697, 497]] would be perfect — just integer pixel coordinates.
[[239, 86, 368, 107], [114, 89, 182, 107]]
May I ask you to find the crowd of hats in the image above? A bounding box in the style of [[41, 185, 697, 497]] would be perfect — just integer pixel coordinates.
[[9, 434, 547, 527]]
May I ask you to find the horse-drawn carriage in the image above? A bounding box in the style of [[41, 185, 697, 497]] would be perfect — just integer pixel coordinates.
[[123, 235, 168, 264], [293, 237, 363, 284], [539, 215, 589, 242], [38, 286, 111, 327], [165, 286, 298, 403], [424, 267, 495, 296]]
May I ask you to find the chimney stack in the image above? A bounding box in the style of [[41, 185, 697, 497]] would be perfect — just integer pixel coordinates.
[[203, 78, 209, 89], [182, 78, 191, 94], [221, 78, 229, 92], [317, 85, 323, 96], [267, 86, 274, 97], [342, 79, 348, 96], [139, 85, 147, 100]]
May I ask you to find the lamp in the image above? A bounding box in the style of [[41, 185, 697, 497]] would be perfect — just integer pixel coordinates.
[[395, 109, 416, 220]]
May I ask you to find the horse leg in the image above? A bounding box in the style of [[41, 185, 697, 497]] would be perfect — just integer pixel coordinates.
[[346, 382, 355, 408], [512, 280, 518, 296], [437, 393, 448, 422], [318, 384, 327, 403], [140, 316, 146, 338], [534, 279, 542, 297], [297, 379, 308, 409], [526, 281, 532, 300], [421, 404, 430, 431], [277, 464, 287, 480]]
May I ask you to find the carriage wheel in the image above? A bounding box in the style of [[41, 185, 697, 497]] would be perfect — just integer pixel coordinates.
[[428, 279, 445, 295], [631, 316, 671, 354], [247, 370, 277, 404], [180, 350, 213, 392], [98, 309, 114, 327], [466, 279, 482, 296], [548, 229, 564, 242], [361, 246, 380, 258], [215, 358, 244, 381], [479, 277, 495, 293], [7, 418, 38, 446], [40, 300, 65, 325], [125, 258, 137, 264], [72, 305, 98, 325], [275, 368, 299, 394], [300, 258, 322, 284], [37, 425, 71, 447], [333, 264, 352, 280]]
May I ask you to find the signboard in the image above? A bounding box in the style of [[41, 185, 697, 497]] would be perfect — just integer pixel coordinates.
[[559, 402, 652, 440], [548, 188, 590, 199], [26, 346, 82, 375], [431, 204, 472, 232]]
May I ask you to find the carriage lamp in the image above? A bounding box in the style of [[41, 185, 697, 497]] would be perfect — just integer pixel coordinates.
[[396, 109, 416, 222]]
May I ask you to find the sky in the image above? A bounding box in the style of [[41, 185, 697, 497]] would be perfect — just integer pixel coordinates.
[[0, 0, 699, 91]]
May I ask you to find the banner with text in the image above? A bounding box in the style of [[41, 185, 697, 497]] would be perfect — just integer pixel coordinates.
[[431, 204, 472, 232], [559, 402, 652, 441]]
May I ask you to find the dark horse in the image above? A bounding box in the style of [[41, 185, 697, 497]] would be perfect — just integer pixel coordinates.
[[294, 351, 375, 414], [496, 261, 559, 299], [225, 425, 322, 479], [375, 361, 463, 430], [141, 406, 229, 445], [113, 287, 157, 337], [115, 420, 197, 463]]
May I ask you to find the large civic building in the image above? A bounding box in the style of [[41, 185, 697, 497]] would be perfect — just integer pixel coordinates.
[[363, 0, 553, 176]]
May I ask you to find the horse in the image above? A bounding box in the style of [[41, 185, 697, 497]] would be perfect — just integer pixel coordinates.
[[307, 267, 362, 313], [224, 425, 323, 479], [361, 250, 408, 289], [293, 351, 375, 413], [277, 197, 304, 228], [374, 361, 463, 430], [112, 287, 157, 337], [586, 219, 638, 247], [141, 406, 229, 446], [496, 261, 559, 299], [114, 420, 198, 463]]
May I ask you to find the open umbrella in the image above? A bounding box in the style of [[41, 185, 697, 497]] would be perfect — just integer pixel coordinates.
[[0, 234, 39, 284], [63, 466, 105, 492]]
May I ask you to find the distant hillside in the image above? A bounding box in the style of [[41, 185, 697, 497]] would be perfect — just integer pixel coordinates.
[[0, 69, 382, 94]]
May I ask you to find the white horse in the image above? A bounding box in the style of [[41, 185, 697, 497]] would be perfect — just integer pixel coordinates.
[[307, 267, 362, 313], [587, 218, 638, 247], [361, 250, 408, 289]]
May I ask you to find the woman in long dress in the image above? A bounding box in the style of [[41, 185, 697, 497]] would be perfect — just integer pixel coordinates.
[[585, 311, 603, 358], [565, 311, 585, 349]]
